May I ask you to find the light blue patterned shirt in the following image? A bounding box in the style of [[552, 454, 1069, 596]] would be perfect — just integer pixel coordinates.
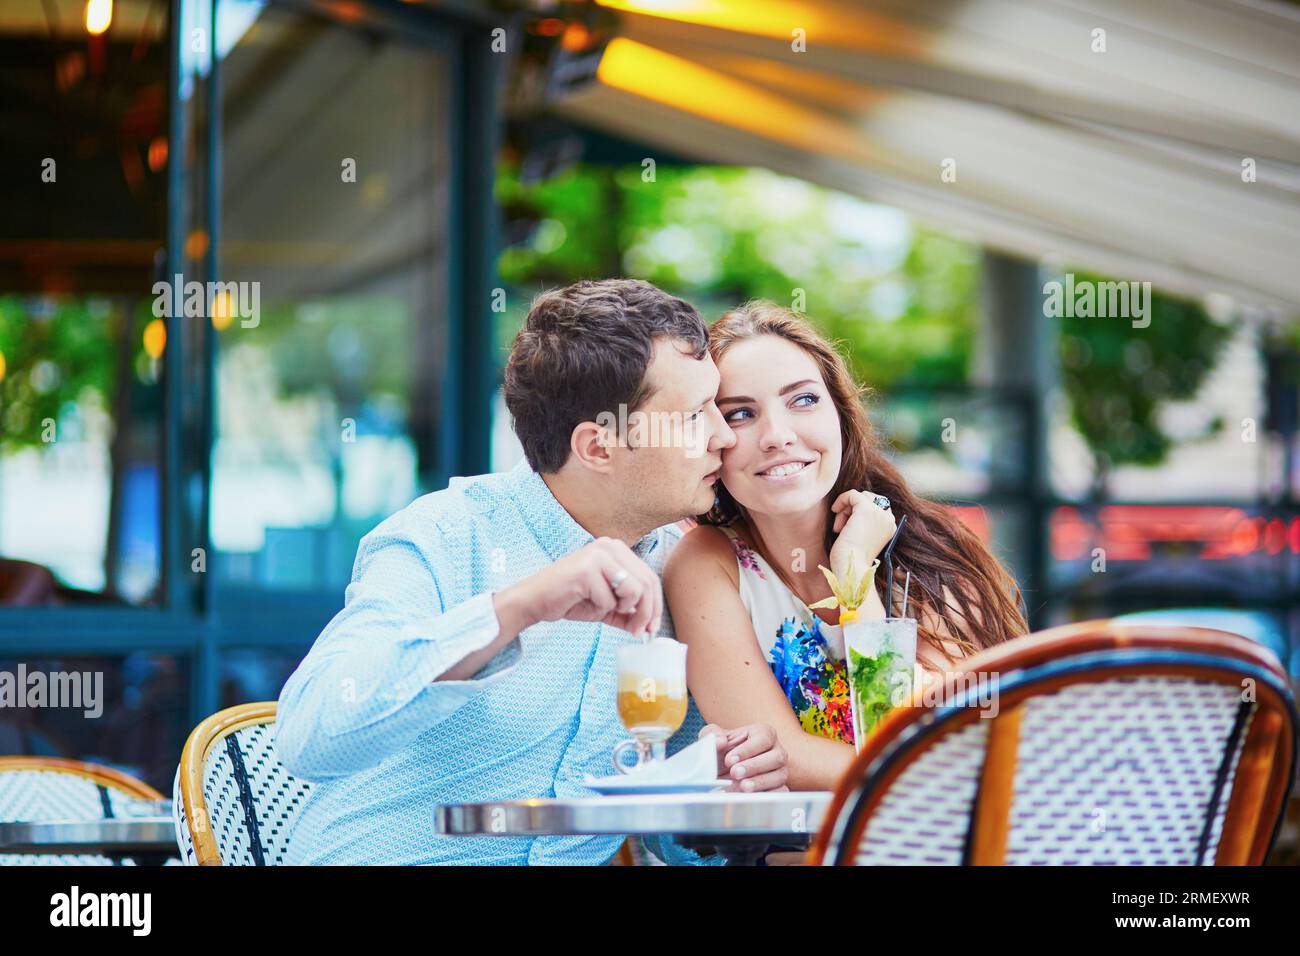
[[275, 461, 720, 865]]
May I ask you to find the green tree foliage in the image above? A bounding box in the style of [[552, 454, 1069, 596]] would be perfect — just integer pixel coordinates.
[[0, 296, 120, 452], [234, 298, 411, 413], [497, 164, 979, 390], [498, 163, 1233, 486], [1057, 273, 1232, 495]]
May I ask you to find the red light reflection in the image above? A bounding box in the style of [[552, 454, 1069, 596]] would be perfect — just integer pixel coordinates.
[[1049, 505, 1296, 562]]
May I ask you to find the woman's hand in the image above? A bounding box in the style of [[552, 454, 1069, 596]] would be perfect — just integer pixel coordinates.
[[828, 489, 897, 582], [700, 723, 790, 792]]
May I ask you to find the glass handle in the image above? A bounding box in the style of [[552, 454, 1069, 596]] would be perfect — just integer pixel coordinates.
[[613, 738, 643, 775]]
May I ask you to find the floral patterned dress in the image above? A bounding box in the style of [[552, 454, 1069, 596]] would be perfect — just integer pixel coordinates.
[[719, 527, 855, 747]]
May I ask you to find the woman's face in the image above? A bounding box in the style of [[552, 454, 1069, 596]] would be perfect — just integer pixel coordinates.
[[715, 334, 842, 518]]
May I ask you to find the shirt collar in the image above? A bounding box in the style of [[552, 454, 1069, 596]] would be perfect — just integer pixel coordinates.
[[507, 461, 661, 562], [507, 461, 593, 562]]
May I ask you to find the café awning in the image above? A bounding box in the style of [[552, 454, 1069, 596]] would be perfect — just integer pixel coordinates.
[[552, 0, 1300, 312]]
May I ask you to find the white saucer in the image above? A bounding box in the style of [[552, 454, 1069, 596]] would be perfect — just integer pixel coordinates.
[[583, 777, 732, 795]]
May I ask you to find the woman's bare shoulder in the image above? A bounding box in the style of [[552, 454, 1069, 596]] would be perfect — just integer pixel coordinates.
[[665, 524, 740, 588]]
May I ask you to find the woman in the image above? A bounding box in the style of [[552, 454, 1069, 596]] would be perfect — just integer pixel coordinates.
[[664, 301, 1027, 792]]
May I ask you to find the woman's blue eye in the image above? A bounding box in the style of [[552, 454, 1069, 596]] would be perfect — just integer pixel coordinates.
[[723, 408, 752, 424], [793, 393, 819, 407]]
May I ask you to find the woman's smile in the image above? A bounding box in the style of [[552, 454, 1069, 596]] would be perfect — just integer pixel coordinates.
[[754, 457, 816, 481]]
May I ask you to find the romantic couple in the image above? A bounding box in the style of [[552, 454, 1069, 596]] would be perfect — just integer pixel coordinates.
[[274, 278, 1027, 865]]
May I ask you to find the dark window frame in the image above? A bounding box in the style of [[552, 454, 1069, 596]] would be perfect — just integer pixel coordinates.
[[0, 0, 505, 733]]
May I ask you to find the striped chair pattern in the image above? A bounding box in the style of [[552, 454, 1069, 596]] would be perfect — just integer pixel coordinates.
[[0, 756, 168, 865], [810, 622, 1298, 866], [174, 702, 313, 866]]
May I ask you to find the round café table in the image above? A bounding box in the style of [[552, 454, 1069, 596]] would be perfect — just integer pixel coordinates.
[[436, 790, 833, 859], [0, 819, 176, 855], [0, 799, 179, 864]]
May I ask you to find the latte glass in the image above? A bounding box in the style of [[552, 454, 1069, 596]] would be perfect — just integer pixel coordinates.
[[613, 638, 687, 773]]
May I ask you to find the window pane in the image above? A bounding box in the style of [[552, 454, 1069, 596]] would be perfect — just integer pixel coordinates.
[[0, 653, 189, 794], [873, 387, 1031, 500], [219, 649, 300, 707], [210, 2, 449, 595], [0, 3, 169, 606]]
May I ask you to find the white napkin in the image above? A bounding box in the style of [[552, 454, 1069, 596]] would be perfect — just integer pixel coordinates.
[[583, 733, 721, 788]]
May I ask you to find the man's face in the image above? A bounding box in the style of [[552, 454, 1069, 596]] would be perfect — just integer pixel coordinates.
[[607, 338, 735, 525]]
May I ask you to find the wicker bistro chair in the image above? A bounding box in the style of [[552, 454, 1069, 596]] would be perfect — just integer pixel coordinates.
[[174, 702, 313, 865], [809, 622, 1298, 866], [0, 756, 167, 865]]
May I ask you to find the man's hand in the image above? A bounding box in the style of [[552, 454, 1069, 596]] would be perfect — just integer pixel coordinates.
[[700, 722, 789, 792], [493, 537, 663, 641]]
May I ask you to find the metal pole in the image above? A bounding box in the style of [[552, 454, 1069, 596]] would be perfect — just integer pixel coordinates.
[[976, 252, 1051, 629]]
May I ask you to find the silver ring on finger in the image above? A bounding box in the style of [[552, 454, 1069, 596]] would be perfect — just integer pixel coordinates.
[[608, 567, 629, 593], [871, 494, 891, 511]]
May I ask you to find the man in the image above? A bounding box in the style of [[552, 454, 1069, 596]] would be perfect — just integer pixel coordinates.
[[276, 279, 789, 865]]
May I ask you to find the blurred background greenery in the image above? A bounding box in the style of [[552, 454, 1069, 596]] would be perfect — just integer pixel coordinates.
[[0, 162, 1239, 506], [494, 162, 1233, 498]]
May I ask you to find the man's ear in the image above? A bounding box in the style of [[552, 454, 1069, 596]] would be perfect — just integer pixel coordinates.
[[569, 420, 618, 474]]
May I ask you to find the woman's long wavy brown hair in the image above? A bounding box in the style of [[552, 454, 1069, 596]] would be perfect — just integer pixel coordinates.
[[699, 301, 1027, 667]]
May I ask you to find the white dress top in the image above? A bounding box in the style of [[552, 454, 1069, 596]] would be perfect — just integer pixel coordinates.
[[717, 526, 856, 745]]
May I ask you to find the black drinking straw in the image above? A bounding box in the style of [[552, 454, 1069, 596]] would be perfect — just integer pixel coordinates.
[[881, 514, 908, 618]]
